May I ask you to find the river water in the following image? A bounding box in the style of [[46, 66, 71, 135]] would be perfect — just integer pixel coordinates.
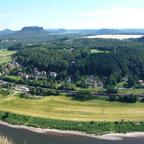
[[0, 124, 144, 144]]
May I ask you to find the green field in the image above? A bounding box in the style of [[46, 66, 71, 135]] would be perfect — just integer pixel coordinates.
[[0, 49, 15, 65], [118, 89, 144, 95], [82, 87, 144, 95], [0, 94, 144, 122], [4, 75, 23, 82]]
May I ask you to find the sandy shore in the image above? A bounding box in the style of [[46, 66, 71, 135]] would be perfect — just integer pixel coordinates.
[[1, 121, 144, 141]]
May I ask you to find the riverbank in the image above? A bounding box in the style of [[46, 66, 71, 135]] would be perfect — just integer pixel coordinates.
[[0, 121, 99, 140], [1, 121, 144, 141], [1, 111, 144, 141]]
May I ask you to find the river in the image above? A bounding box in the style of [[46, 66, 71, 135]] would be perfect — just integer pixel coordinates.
[[0, 124, 144, 144]]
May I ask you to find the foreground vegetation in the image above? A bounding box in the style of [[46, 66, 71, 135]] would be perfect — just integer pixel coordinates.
[[0, 95, 144, 121], [0, 136, 13, 144], [1, 111, 144, 135]]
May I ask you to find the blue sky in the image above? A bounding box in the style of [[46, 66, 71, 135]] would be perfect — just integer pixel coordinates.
[[0, 0, 144, 30]]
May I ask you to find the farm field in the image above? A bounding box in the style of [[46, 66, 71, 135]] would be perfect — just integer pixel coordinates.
[[0, 95, 144, 122]]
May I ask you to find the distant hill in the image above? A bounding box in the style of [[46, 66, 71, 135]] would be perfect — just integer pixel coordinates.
[[46, 29, 67, 33], [95, 29, 122, 34], [0, 29, 14, 36], [0, 27, 144, 43], [137, 36, 144, 42], [0, 26, 75, 43], [68, 29, 144, 35]]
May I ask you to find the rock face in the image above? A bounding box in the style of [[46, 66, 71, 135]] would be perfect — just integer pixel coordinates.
[[21, 26, 44, 33]]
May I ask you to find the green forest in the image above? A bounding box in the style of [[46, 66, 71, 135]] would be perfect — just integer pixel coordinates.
[[13, 37, 144, 88]]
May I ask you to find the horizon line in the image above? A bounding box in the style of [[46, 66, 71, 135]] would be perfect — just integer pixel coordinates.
[[1, 27, 144, 31]]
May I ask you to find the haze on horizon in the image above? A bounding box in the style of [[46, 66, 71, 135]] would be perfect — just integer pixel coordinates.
[[0, 0, 144, 30]]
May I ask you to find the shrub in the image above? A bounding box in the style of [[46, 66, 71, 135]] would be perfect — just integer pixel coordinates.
[[73, 90, 94, 101]]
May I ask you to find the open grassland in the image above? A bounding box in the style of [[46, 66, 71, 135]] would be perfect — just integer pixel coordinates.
[[118, 89, 144, 95], [83, 87, 144, 95], [0, 95, 144, 122], [0, 49, 15, 65]]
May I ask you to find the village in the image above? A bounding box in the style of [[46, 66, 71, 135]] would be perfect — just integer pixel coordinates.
[[0, 61, 105, 95]]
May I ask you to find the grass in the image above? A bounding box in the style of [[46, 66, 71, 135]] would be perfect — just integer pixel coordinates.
[[4, 76, 23, 82], [0, 95, 144, 122], [82, 86, 144, 95], [118, 89, 144, 95], [116, 81, 126, 88], [0, 49, 15, 65], [81, 87, 104, 92], [0, 136, 13, 144]]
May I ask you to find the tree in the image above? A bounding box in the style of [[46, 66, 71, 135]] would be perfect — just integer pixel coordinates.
[[126, 75, 138, 88], [105, 86, 118, 94], [74, 90, 94, 101]]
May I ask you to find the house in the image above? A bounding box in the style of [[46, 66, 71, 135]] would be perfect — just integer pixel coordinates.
[[50, 72, 57, 77], [18, 72, 29, 79], [139, 80, 144, 86], [69, 48, 75, 52], [34, 67, 41, 76], [6, 62, 20, 71], [33, 68, 47, 77], [41, 71, 47, 76], [86, 76, 104, 88], [67, 77, 71, 83]]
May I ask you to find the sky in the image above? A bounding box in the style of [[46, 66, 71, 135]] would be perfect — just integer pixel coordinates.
[[0, 0, 144, 30]]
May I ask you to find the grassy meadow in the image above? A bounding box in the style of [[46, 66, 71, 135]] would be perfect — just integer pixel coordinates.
[[0, 49, 15, 65], [118, 89, 144, 95], [0, 95, 144, 122]]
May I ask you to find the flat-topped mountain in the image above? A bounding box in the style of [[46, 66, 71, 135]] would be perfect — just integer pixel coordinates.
[[20, 26, 44, 33]]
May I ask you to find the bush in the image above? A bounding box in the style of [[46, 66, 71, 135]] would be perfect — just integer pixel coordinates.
[[29, 87, 60, 96], [108, 94, 138, 103], [76, 80, 89, 88], [108, 95, 118, 102], [74, 90, 94, 101], [141, 98, 144, 102], [105, 87, 118, 94], [58, 83, 75, 91], [1, 112, 144, 135]]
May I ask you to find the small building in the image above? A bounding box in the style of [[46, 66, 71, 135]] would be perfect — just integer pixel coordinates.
[[50, 72, 57, 77], [6, 62, 20, 71], [139, 80, 144, 86], [69, 48, 75, 52], [67, 77, 71, 83]]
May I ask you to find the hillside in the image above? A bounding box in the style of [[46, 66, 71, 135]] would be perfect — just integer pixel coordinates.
[[13, 38, 144, 88]]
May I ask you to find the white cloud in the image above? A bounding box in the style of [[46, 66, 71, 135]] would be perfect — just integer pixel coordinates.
[[75, 8, 144, 28]]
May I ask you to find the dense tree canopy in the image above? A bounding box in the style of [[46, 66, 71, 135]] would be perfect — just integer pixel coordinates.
[[15, 38, 144, 86]]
